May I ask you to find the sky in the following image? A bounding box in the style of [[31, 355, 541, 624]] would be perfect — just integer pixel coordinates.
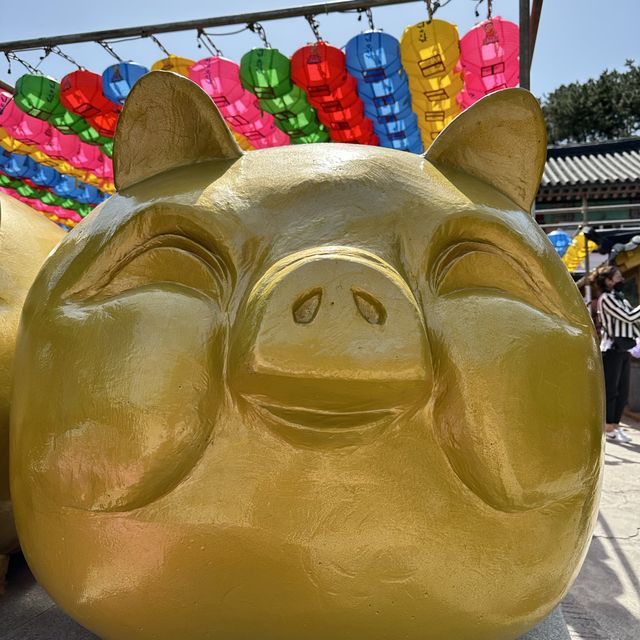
[[0, 0, 638, 99]]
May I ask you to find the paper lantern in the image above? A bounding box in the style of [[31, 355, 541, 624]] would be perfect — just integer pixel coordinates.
[[30, 164, 61, 188], [49, 108, 91, 135], [291, 42, 348, 98], [191, 56, 289, 149], [60, 70, 120, 140], [346, 31, 422, 153], [0, 150, 36, 179], [189, 57, 246, 108], [52, 175, 85, 199], [101, 139, 114, 157], [240, 48, 294, 99], [458, 16, 519, 105], [102, 62, 149, 105], [400, 19, 463, 148], [291, 41, 376, 145], [151, 55, 195, 77], [240, 48, 330, 144], [77, 124, 110, 147], [548, 230, 572, 258], [14, 75, 63, 120], [290, 128, 331, 144]]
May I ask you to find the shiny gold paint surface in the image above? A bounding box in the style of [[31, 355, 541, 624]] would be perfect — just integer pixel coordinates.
[[11, 73, 603, 640], [0, 196, 63, 554]]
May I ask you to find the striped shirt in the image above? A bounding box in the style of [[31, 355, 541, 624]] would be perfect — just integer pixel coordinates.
[[597, 290, 640, 351]]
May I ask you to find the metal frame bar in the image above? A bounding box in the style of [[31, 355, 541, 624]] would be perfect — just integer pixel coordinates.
[[0, 0, 422, 53]]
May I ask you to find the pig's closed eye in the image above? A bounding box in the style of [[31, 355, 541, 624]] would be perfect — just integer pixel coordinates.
[[434, 242, 548, 313], [77, 234, 231, 303]]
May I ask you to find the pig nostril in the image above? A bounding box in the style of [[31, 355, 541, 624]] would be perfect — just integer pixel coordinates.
[[352, 288, 387, 325], [292, 288, 323, 324]]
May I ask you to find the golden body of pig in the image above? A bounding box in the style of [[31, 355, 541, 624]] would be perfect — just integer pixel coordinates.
[[11, 73, 603, 639], [0, 196, 63, 579]]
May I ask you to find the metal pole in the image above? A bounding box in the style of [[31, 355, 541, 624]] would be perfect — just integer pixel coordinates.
[[529, 0, 543, 60], [0, 0, 421, 53], [519, 0, 531, 90], [582, 194, 591, 303]]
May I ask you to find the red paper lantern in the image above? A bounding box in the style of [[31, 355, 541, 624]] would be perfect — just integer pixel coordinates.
[[60, 70, 121, 120], [291, 42, 376, 145]]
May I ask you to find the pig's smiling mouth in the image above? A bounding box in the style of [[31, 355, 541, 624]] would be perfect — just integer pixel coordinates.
[[245, 397, 397, 432]]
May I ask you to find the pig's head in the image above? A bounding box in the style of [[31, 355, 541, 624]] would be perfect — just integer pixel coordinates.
[[11, 72, 603, 640], [0, 196, 63, 557]]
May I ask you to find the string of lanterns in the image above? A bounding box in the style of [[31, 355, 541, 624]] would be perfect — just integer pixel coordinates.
[[0, 5, 519, 229]]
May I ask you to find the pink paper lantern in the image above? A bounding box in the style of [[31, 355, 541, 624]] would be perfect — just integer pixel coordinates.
[[0, 96, 52, 146], [189, 56, 289, 149], [459, 16, 519, 105], [189, 56, 246, 109]]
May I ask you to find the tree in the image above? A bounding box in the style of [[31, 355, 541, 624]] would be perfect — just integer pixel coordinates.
[[541, 60, 640, 144]]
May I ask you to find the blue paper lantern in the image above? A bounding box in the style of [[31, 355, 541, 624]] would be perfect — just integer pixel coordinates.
[[345, 31, 404, 80], [1, 152, 36, 179], [75, 184, 102, 205], [30, 164, 62, 188], [52, 175, 85, 199], [548, 230, 572, 258], [346, 31, 422, 153], [102, 62, 149, 105]]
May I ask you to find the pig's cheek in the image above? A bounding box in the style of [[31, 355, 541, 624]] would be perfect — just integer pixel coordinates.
[[430, 295, 603, 512], [27, 289, 225, 512]]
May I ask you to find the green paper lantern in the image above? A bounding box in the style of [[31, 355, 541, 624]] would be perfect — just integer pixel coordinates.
[[16, 182, 40, 198], [76, 203, 93, 217], [101, 139, 114, 157], [259, 85, 311, 119], [50, 108, 91, 135], [277, 108, 321, 136], [77, 125, 110, 146], [291, 128, 331, 144], [239, 48, 292, 99], [14, 75, 63, 120], [0, 174, 12, 187]]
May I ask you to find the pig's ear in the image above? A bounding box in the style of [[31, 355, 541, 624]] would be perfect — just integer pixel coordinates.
[[424, 88, 546, 213], [113, 71, 242, 191]]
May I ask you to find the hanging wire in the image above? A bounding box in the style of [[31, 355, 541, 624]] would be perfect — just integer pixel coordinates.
[[305, 14, 322, 41], [4, 51, 39, 75], [425, 0, 434, 21], [197, 29, 223, 57], [357, 8, 376, 30], [47, 45, 84, 69], [147, 33, 171, 56], [248, 22, 271, 48], [98, 41, 123, 62], [474, 0, 491, 18], [202, 25, 251, 37]]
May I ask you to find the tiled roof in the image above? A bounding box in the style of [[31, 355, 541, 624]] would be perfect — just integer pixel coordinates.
[[542, 139, 640, 187]]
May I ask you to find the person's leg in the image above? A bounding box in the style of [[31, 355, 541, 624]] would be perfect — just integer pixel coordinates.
[[614, 352, 631, 424], [602, 350, 623, 432]]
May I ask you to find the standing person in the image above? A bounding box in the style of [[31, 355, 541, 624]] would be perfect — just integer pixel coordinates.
[[596, 265, 639, 443]]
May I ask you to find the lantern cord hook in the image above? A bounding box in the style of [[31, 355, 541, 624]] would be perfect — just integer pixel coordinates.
[[46, 45, 84, 70], [474, 0, 491, 18], [305, 15, 323, 41], [4, 51, 39, 75], [147, 34, 171, 57], [248, 23, 271, 48], [98, 41, 123, 62], [197, 30, 223, 57], [357, 8, 376, 30]]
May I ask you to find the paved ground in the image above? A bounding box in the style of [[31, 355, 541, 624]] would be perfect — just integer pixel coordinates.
[[1, 421, 638, 640]]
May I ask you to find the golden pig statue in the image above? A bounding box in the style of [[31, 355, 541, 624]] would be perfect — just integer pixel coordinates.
[[0, 195, 63, 582], [11, 73, 603, 640]]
